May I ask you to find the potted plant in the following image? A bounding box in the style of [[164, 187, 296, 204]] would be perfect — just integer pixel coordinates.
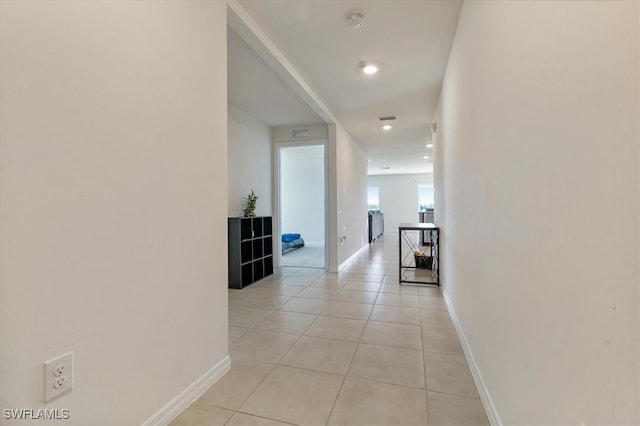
[[242, 190, 258, 217]]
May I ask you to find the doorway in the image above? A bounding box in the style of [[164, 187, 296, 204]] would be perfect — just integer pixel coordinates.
[[418, 184, 435, 223], [277, 144, 326, 269]]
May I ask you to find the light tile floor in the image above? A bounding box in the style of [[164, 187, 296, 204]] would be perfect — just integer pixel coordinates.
[[171, 235, 490, 426]]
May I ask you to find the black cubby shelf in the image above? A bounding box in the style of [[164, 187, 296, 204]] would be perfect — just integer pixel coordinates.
[[228, 216, 274, 289]]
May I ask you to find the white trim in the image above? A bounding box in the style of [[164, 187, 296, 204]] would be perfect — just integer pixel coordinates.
[[331, 243, 369, 273], [441, 287, 502, 426], [142, 355, 231, 426]]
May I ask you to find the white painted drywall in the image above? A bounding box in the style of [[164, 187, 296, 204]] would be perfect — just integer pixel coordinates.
[[228, 104, 272, 217], [280, 145, 325, 245], [434, 1, 639, 424], [367, 174, 433, 232], [332, 123, 369, 268], [0, 2, 228, 424]]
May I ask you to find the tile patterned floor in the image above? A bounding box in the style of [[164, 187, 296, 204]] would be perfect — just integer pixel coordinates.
[[171, 235, 490, 426]]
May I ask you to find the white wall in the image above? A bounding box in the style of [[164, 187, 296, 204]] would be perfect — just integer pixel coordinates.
[[281, 145, 325, 245], [228, 104, 272, 217], [368, 174, 433, 231], [331, 124, 369, 269], [0, 2, 229, 425], [434, 1, 639, 424]]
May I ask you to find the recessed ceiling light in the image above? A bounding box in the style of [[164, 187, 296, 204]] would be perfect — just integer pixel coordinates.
[[423, 156, 429, 159], [426, 144, 433, 148], [362, 64, 379, 75], [382, 124, 392, 131]]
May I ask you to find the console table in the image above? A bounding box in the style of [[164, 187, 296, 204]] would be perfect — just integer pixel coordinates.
[[398, 223, 439, 286]]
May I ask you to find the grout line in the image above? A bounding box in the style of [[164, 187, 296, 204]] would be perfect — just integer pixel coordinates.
[[421, 311, 431, 424], [425, 389, 483, 401], [228, 240, 454, 426]]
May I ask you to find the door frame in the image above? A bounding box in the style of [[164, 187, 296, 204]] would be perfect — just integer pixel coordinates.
[[273, 140, 329, 270]]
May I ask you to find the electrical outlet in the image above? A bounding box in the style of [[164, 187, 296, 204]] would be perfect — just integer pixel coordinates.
[[44, 352, 73, 402], [53, 376, 66, 389], [54, 364, 65, 377]]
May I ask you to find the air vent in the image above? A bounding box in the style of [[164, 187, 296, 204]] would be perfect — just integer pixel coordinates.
[[379, 116, 396, 122], [292, 128, 310, 139]]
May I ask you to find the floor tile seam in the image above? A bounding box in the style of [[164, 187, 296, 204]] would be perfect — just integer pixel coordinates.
[[323, 338, 361, 425], [250, 288, 305, 297], [270, 318, 314, 366], [294, 294, 339, 302], [420, 316, 431, 420], [277, 356, 355, 377], [341, 375, 430, 395], [344, 369, 427, 392], [368, 318, 421, 327], [234, 297, 293, 309], [422, 348, 465, 357], [234, 407, 302, 426], [206, 361, 279, 417], [365, 319, 422, 330], [315, 312, 371, 322], [354, 341, 424, 355], [303, 330, 363, 344], [425, 389, 482, 401], [288, 333, 360, 348], [343, 282, 384, 375], [271, 360, 347, 379], [423, 351, 468, 361], [253, 321, 319, 336], [239, 326, 313, 339], [420, 323, 457, 331], [282, 310, 321, 337], [357, 339, 423, 352]]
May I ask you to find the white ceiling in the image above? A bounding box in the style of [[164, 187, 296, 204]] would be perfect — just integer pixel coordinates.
[[234, 1, 462, 175], [228, 28, 323, 127]]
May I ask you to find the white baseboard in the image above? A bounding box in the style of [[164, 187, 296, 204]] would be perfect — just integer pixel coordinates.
[[441, 287, 502, 426], [142, 355, 231, 426], [334, 243, 369, 273]]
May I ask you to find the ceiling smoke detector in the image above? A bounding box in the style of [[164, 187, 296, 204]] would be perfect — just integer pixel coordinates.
[[346, 12, 366, 29]]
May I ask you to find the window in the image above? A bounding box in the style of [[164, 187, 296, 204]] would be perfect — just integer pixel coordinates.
[[367, 186, 380, 211], [418, 185, 434, 211]]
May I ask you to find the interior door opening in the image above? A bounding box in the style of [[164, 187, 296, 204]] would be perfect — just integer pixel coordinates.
[[278, 144, 326, 269]]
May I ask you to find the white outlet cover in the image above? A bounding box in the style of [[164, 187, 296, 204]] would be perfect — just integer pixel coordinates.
[[44, 352, 73, 402]]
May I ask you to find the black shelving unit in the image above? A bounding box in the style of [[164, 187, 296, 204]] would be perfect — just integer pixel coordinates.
[[228, 217, 274, 289]]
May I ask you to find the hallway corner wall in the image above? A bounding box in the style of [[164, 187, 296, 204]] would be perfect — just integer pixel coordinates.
[[434, 1, 639, 424], [0, 2, 229, 424], [331, 123, 369, 269]]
